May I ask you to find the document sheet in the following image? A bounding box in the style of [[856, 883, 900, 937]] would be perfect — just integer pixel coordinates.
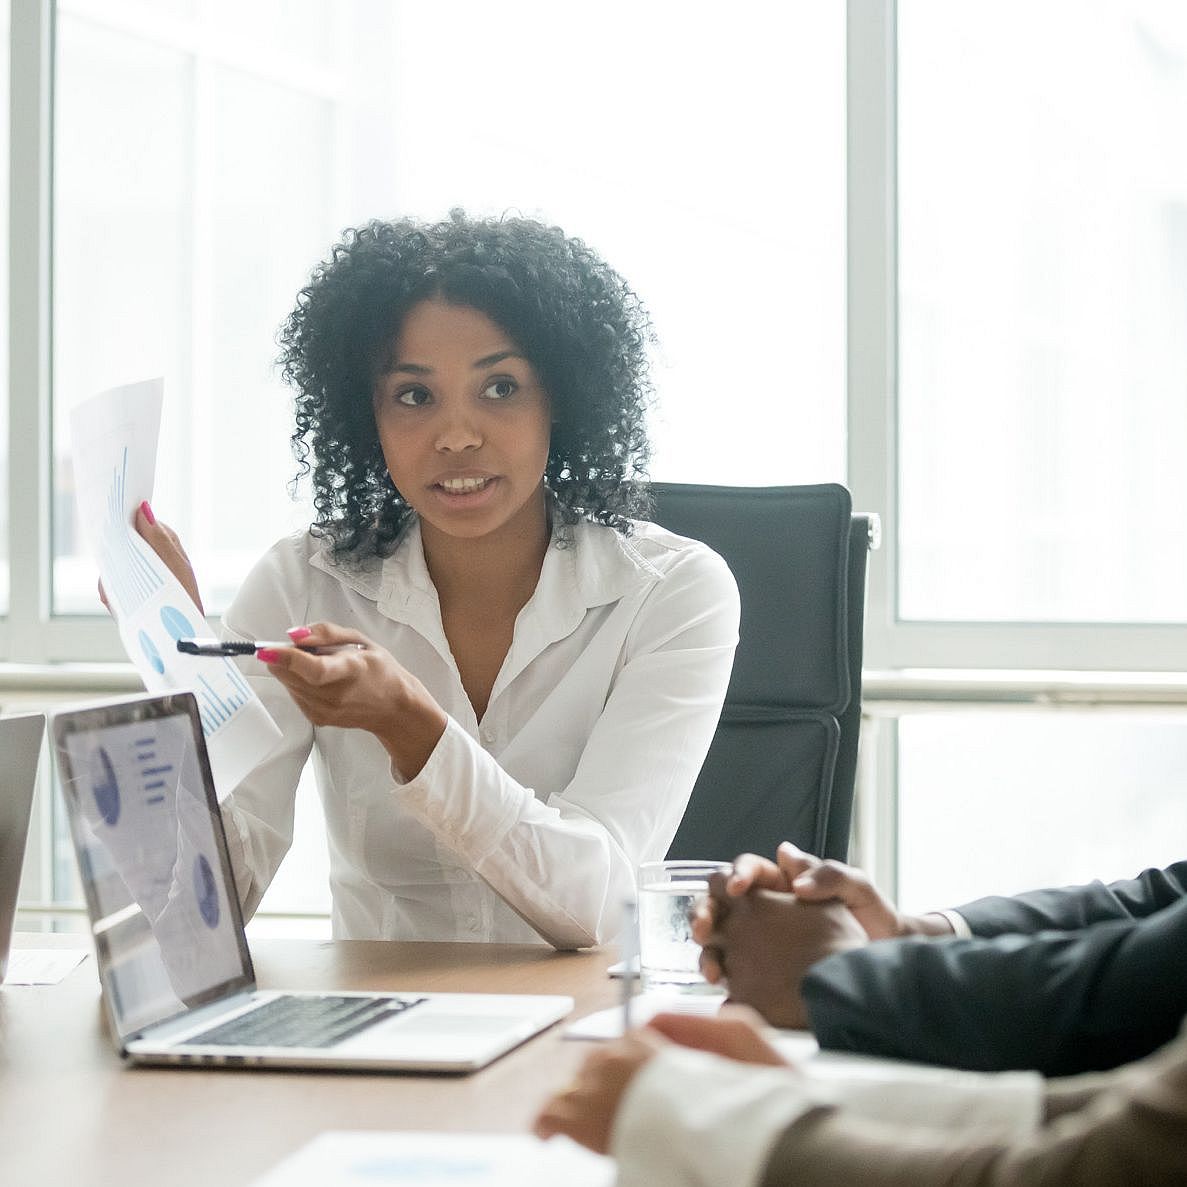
[[69, 378, 280, 796], [249, 1132, 614, 1187]]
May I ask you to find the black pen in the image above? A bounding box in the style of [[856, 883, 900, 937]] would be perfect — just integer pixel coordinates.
[[176, 638, 366, 657]]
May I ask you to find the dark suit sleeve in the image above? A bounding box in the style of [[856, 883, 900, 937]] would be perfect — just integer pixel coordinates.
[[801, 895, 1187, 1076], [956, 861, 1187, 937]]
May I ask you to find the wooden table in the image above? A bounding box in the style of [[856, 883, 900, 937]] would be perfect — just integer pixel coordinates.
[[0, 933, 619, 1186]]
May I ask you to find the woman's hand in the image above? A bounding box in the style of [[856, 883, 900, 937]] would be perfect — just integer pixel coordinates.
[[258, 621, 448, 780], [100, 501, 205, 615]]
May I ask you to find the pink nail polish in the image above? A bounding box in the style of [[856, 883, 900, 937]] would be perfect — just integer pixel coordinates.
[[287, 626, 312, 641], [140, 500, 156, 526], [256, 648, 281, 664]]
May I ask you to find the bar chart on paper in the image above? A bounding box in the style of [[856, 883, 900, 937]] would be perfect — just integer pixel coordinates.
[[100, 447, 165, 619], [155, 601, 256, 736]]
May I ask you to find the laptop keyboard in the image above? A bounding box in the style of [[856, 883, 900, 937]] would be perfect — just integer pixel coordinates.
[[179, 993, 426, 1050]]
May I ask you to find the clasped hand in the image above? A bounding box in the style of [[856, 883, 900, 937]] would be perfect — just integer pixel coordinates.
[[691, 842, 909, 1029]]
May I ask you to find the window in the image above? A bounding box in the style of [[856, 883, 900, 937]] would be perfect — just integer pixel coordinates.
[[52, 0, 397, 618], [50, 0, 847, 639], [871, 0, 1187, 905], [897, 710, 1187, 912], [22, 0, 847, 925], [898, 0, 1187, 627], [376, 3, 847, 490], [9, 2, 1184, 926], [0, 4, 10, 615]]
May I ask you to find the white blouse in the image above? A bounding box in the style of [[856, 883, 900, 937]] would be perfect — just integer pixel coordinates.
[[218, 516, 739, 948]]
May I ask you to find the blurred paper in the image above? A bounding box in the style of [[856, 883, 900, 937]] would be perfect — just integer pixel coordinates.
[[4, 948, 88, 985], [70, 379, 280, 797], [565, 991, 724, 1040], [249, 1132, 614, 1187]]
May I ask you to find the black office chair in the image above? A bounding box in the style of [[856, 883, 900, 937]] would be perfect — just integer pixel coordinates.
[[649, 483, 877, 864]]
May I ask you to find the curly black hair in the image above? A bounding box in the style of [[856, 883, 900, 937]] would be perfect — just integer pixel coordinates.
[[277, 209, 655, 558]]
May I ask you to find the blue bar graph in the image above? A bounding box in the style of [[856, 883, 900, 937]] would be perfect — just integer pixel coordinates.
[[101, 447, 163, 618], [135, 733, 172, 811], [194, 662, 251, 737]]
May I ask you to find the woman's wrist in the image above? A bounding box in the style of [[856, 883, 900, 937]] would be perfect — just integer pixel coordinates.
[[374, 677, 448, 780]]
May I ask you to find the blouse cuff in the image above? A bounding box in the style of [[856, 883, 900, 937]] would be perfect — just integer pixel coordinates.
[[390, 716, 528, 863]]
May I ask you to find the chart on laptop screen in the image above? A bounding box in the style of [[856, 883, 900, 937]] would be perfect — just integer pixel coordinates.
[[62, 710, 245, 1033]]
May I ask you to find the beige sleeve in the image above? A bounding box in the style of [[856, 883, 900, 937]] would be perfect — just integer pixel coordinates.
[[757, 1028, 1187, 1187]]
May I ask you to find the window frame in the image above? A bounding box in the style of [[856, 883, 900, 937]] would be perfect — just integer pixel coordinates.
[[847, 0, 1187, 673]]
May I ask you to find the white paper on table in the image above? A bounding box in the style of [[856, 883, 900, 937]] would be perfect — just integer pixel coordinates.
[[248, 1132, 614, 1187], [3, 948, 88, 985], [606, 955, 640, 978], [69, 378, 281, 798], [565, 991, 725, 1040]]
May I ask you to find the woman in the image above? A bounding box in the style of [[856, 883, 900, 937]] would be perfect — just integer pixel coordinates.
[[140, 211, 740, 948]]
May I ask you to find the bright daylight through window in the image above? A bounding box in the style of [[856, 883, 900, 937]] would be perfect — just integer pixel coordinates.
[[52, 0, 846, 624], [898, 0, 1187, 624], [44, 0, 845, 927]]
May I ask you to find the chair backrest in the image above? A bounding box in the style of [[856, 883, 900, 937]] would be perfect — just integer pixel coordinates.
[[648, 483, 875, 863]]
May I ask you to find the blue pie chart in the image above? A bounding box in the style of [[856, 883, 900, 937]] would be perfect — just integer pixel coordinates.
[[138, 630, 164, 675], [90, 747, 121, 826], [160, 605, 196, 642], [193, 854, 220, 928]]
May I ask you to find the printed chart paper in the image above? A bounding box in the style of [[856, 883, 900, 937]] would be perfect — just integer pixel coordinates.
[[249, 1132, 614, 1187], [70, 379, 280, 797]]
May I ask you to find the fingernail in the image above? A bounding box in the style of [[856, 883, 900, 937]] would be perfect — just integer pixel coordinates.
[[256, 648, 281, 664], [287, 626, 312, 641], [140, 500, 156, 526]]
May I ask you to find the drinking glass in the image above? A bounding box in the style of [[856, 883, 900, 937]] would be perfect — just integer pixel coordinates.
[[636, 859, 732, 993]]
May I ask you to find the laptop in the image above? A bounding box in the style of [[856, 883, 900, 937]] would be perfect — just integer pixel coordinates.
[[52, 692, 573, 1072], [0, 712, 47, 982]]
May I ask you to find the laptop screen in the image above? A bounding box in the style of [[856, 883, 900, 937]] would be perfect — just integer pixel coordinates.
[[54, 693, 254, 1040]]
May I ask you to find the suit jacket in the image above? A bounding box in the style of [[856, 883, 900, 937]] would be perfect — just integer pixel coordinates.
[[801, 862, 1187, 1075], [757, 1020, 1187, 1187]]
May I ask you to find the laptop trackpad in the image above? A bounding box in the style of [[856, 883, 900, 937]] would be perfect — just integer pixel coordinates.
[[385, 1013, 515, 1037]]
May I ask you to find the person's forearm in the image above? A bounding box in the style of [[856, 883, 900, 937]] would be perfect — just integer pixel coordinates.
[[804, 903, 1187, 1075], [759, 1029, 1187, 1187], [374, 682, 448, 781]]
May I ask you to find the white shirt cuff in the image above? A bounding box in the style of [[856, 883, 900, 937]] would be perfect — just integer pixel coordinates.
[[612, 1046, 818, 1187], [803, 1057, 1042, 1137], [935, 908, 973, 938], [611, 1045, 1043, 1187], [392, 717, 525, 862]]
